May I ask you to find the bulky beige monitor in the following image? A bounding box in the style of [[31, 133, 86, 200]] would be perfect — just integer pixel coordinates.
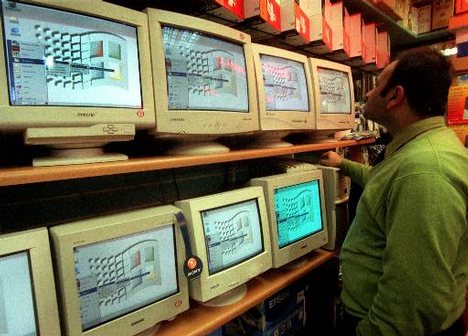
[[50, 205, 189, 336], [250, 43, 316, 148], [249, 170, 328, 268], [145, 8, 259, 155], [175, 186, 272, 306], [0, 227, 61, 335], [308, 57, 355, 134], [0, 0, 155, 166]]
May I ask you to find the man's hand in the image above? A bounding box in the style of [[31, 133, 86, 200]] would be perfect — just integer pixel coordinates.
[[319, 151, 343, 168]]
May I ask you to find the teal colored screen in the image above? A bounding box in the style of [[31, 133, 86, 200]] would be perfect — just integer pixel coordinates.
[[274, 180, 323, 248]]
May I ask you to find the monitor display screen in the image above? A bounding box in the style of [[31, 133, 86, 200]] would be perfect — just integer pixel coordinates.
[[260, 54, 309, 112], [0, 251, 37, 336], [317, 67, 352, 115], [162, 25, 249, 112], [1, 0, 142, 108], [73, 225, 178, 331], [274, 180, 324, 248], [201, 199, 264, 274]]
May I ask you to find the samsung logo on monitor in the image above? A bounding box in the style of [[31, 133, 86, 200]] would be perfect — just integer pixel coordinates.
[[77, 113, 96, 118]]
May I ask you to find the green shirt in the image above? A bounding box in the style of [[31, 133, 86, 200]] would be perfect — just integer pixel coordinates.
[[340, 117, 468, 335]]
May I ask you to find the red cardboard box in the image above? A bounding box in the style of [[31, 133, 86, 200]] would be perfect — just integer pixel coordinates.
[[432, 0, 455, 30], [344, 8, 362, 58], [362, 21, 376, 64], [455, 0, 468, 14], [447, 85, 468, 125], [376, 29, 390, 69]]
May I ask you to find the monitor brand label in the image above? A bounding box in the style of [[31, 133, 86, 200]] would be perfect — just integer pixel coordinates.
[[77, 112, 96, 118]]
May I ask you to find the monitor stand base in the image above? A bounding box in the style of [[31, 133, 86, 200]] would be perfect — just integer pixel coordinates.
[[135, 323, 160, 336], [165, 141, 230, 156], [33, 147, 127, 167], [199, 284, 247, 307], [282, 256, 309, 270], [245, 131, 293, 149]]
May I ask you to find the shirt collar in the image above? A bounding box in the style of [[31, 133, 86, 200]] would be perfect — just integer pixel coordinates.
[[385, 116, 446, 158]]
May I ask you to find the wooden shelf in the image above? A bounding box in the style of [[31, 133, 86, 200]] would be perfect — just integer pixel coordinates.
[[0, 138, 374, 187], [156, 249, 336, 336]]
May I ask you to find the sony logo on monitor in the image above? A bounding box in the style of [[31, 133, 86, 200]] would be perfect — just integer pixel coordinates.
[[77, 113, 96, 118]]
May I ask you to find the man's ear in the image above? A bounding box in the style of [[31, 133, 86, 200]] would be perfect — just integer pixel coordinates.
[[385, 85, 404, 109]]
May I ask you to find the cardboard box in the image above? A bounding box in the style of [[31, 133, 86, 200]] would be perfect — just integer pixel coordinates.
[[282, 0, 321, 45], [376, 29, 390, 69], [432, 0, 455, 30], [297, 0, 323, 42], [362, 21, 376, 64], [447, 84, 468, 125], [409, 4, 432, 34], [455, 0, 468, 14], [344, 9, 362, 58], [373, 0, 403, 20], [282, 3, 311, 45], [395, 0, 410, 27], [237, 280, 308, 336], [303, 0, 343, 55], [254, 0, 295, 34]]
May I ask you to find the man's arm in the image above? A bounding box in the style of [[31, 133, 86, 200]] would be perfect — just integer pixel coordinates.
[[319, 151, 372, 187]]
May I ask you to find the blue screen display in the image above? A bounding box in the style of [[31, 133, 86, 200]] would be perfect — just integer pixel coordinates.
[[274, 180, 323, 248]]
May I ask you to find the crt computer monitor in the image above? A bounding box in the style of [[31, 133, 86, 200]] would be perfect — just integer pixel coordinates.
[[250, 43, 315, 148], [0, 227, 61, 336], [0, 0, 155, 166], [145, 8, 259, 156], [50, 205, 189, 336], [308, 57, 355, 134], [175, 186, 272, 306], [249, 170, 328, 268]]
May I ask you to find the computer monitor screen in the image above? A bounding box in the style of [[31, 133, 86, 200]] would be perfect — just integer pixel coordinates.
[[260, 54, 309, 112], [250, 171, 328, 268], [146, 8, 259, 155], [201, 198, 263, 274], [0, 228, 61, 336], [0, 1, 155, 166], [308, 57, 355, 132], [163, 26, 248, 112], [74, 225, 178, 331], [50, 205, 189, 336], [0, 251, 37, 335], [175, 186, 272, 305], [274, 179, 323, 248], [317, 67, 351, 114], [249, 44, 315, 148], [1, 0, 141, 108]]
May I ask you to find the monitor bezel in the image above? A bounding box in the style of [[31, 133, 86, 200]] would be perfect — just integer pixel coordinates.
[[145, 8, 259, 135], [250, 170, 328, 268], [50, 205, 189, 336], [0, 227, 61, 335], [252, 43, 316, 131], [308, 57, 355, 131], [175, 186, 272, 303], [0, 0, 155, 131]]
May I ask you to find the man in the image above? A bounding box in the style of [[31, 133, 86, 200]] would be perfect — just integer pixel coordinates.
[[320, 47, 467, 335]]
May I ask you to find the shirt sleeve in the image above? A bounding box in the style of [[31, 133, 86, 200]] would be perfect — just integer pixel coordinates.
[[340, 159, 372, 188], [356, 173, 467, 335]]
